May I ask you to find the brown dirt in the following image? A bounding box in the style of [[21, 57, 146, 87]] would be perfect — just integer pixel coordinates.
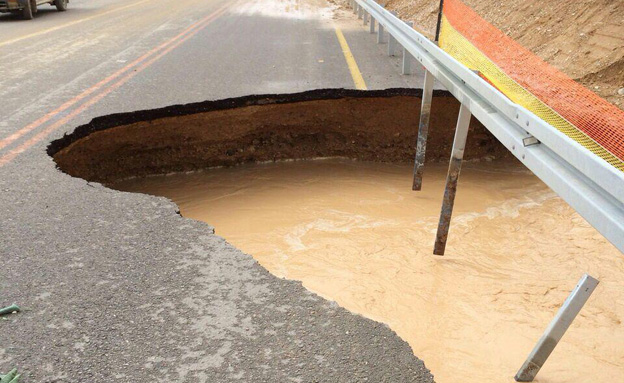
[[50, 89, 512, 184], [372, 0, 624, 109]]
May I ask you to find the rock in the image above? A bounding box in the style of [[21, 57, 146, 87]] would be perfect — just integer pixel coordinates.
[[618, 88, 624, 96]]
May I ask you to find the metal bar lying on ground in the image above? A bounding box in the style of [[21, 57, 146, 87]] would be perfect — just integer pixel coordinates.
[[351, 0, 624, 254], [515, 274, 599, 382]]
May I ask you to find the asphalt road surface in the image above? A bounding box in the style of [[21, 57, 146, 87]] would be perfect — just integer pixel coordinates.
[[0, 0, 435, 381]]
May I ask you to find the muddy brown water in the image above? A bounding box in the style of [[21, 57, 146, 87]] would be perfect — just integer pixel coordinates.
[[114, 158, 623, 383]]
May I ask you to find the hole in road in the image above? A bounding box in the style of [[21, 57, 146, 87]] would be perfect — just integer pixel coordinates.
[[49, 89, 624, 383]]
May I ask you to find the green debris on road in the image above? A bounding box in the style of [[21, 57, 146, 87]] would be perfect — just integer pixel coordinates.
[[0, 308, 22, 380], [0, 307, 23, 381], [0, 304, 20, 316], [0, 368, 21, 383]]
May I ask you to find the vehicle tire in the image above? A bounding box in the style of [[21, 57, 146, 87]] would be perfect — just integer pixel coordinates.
[[55, 0, 67, 11], [21, 0, 33, 19]]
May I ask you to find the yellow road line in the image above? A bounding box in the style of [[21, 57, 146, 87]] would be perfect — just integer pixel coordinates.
[[0, 0, 152, 48], [335, 27, 367, 90]]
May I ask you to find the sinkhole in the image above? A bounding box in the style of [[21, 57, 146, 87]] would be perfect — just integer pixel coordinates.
[[49, 89, 624, 383]]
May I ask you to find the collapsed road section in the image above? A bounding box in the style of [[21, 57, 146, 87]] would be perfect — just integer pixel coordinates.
[[46, 88, 510, 382], [37, 87, 504, 383], [48, 88, 624, 382], [3, 92, 459, 383]]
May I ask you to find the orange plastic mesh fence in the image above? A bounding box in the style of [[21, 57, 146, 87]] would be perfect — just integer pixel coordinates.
[[439, 0, 624, 172]]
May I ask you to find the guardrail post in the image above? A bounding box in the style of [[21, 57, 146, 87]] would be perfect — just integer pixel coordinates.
[[387, 12, 397, 56], [377, 23, 384, 43], [433, 102, 471, 255], [412, 69, 434, 190], [369, 16, 375, 33], [358, 5, 363, 19], [363, 11, 369, 25], [402, 21, 414, 74], [515, 274, 599, 382], [352, 1, 357, 14]]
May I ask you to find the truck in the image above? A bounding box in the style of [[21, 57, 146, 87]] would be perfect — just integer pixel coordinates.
[[0, 0, 68, 20]]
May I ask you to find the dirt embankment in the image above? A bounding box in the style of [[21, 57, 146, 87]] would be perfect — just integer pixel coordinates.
[[378, 0, 624, 110], [49, 89, 511, 184]]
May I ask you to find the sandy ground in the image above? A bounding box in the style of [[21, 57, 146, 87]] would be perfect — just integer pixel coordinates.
[[367, 0, 624, 109]]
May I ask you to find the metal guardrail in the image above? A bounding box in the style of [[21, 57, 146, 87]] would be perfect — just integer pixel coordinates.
[[351, 0, 624, 254]]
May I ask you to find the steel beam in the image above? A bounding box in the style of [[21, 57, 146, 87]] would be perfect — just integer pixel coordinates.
[[387, 12, 397, 56], [412, 70, 435, 190], [515, 274, 599, 382], [353, 0, 624, 252], [434, 102, 471, 255], [402, 21, 414, 74]]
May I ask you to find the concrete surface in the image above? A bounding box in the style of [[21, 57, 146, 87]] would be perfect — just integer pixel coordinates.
[[0, 0, 436, 381]]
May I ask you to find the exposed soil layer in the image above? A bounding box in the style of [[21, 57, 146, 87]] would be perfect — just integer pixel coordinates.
[[50, 89, 511, 183]]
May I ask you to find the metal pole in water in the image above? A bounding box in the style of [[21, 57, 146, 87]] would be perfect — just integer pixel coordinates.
[[515, 274, 599, 382], [402, 21, 414, 74], [412, 69, 435, 190], [433, 102, 471, 255]]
